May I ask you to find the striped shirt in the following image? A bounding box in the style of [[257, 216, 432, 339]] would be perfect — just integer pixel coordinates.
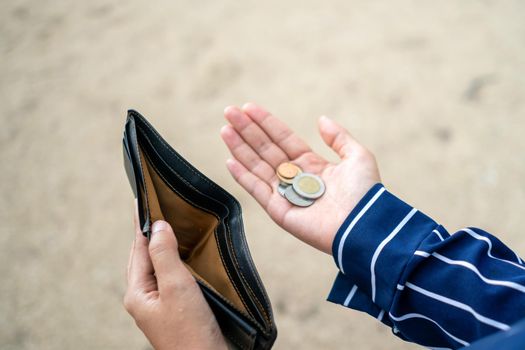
[[327, 184, 525, 349]]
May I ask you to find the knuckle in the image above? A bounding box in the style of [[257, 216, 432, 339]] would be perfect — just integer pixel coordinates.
[[275, 128, 292, 143], [355, 147, 373, 160], [123, 292, 136, 314], [132, 308, 150, 326], [148, 238, 171, 257], [149, 230, 178, 256], [257, 140, 273, 154], [162, 278, 181, 292], [164, 274, 196, 295], [364, 148, 376, 161], [334, 130, 347, 144], [124, 293, 152, 325]]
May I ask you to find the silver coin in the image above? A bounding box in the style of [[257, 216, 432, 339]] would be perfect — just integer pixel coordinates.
[[292, 173, 325, 199], [277, 183, 289, 197], [284, 186, 315, 207]]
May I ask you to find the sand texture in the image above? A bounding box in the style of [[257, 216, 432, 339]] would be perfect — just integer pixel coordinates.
[[1, 1, 524, 349]]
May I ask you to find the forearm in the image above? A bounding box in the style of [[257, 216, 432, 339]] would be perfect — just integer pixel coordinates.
[[328, 184, 525, 349]]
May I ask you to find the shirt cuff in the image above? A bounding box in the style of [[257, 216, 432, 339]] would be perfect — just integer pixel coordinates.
[[327, 183, 438, 312], [328, 271, 394, 328]]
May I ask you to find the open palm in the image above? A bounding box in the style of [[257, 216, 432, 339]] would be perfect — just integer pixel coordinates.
[[221, 103, 380, 254]]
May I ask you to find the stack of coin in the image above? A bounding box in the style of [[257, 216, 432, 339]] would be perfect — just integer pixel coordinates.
[[276, 162, 325, 207]]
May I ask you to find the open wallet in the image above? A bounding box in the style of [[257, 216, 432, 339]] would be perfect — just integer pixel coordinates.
[[122, 110, 277, 350]]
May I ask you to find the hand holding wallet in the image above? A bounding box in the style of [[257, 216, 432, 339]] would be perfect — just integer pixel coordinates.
[[123, 110, 277, 350]]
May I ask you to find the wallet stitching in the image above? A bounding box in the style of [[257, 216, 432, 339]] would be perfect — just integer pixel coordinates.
[[223, 220, 272, 326], [193, 273, 257, 347], [137, 120, 274, 329], [138, 133, 269, 336]]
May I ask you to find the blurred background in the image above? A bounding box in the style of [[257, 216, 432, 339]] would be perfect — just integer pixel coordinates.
[[1, 1, 524, 349]]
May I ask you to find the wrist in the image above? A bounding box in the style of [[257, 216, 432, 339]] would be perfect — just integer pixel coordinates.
[[329, 184, 438, 309]]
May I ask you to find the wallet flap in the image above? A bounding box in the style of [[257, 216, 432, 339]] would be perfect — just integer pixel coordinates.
[[123, 117, 151, 237]]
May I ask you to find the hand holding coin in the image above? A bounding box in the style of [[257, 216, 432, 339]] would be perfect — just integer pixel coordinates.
[[221, 103, 381, 254]]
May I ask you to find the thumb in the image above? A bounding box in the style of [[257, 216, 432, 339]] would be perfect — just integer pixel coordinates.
[[318, 116, 360, 159], [148, 220, 187, 292]]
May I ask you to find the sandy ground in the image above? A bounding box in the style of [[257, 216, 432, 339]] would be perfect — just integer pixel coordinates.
[[1, 1, 524, 349]]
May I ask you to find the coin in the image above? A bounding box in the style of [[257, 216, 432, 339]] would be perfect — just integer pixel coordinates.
[[277, 172, 295, 184], [284, 186, 315, 207], [277, 162, 302, 179], [292, 173, 325, 199], [277, 183, 288, 197]]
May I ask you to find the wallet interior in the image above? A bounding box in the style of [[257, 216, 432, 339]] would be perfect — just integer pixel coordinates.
[[138, 147, 248, 315]]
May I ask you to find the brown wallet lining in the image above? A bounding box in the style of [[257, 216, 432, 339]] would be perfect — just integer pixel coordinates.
[[138, 147, 248, 315]]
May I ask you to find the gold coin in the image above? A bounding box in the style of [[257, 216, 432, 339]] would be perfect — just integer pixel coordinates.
[[297, 176, 321, 193], [277, 172, 294, 184], [292, 173, 325, 199], [277, 162, 301, 179]]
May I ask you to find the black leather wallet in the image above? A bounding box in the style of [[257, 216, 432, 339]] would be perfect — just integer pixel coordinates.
[[123, 110, 277, 349]]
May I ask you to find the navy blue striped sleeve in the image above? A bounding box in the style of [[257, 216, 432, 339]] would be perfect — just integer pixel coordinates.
[[327, 183, 525, 349]]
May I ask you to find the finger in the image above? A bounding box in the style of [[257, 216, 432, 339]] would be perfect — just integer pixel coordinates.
[[220, 124, 277, 185], [126, 238, 136, 283], [226, 158, 273, 209], [242, 102, 312, 159], [224, 106, 289, 168], [318, 115, 361, 159], [127, 201, 140, 282], [148, 220, 188, 293], [128, 203, 156, 292]]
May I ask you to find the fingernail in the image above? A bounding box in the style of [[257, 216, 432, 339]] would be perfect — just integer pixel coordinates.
[[152, 220, 168, 234], [320, 115, 329, 120], [224, 106, 235, 114]]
